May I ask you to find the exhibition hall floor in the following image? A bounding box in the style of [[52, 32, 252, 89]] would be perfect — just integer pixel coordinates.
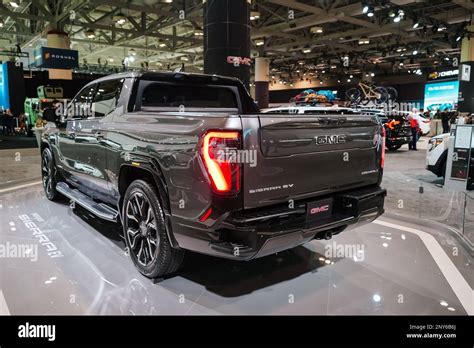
[[0, 183, 471, 315]]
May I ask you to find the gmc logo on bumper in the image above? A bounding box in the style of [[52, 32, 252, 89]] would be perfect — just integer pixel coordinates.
[[315, 135, 346, 145], [310, 205, 330, 215]]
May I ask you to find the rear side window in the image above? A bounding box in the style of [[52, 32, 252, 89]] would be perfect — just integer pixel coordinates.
[[141, 83, 238, 109]]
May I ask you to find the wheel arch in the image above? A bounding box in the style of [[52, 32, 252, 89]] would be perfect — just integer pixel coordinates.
[[118, 163, 179, 248]]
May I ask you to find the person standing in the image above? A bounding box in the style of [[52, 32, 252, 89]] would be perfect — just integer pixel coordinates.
[[441, 110, 450, 134], [5, 108, 14, 136], [408, 109, 420, 151]]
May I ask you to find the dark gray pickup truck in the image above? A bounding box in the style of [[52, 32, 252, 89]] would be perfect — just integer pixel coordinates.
[[41, 71, 386, 278]]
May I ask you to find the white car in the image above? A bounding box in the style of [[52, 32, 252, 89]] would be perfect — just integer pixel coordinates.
[[262, 105, 356, 115], [426, 133, 450, 177], [393, 111, 431, 135]]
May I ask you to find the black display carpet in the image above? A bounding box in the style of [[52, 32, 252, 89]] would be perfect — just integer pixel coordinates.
[[0, 135, 39, 150]]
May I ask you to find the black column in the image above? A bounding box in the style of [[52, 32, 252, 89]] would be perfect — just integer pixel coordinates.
[[204, 0, 251, 88]]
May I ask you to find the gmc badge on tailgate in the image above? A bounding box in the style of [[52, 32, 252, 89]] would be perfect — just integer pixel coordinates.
[[315, 135, 346, 145]]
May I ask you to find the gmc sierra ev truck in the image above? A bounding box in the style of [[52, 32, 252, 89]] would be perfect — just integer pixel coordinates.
[[41, 71, 386, 278]]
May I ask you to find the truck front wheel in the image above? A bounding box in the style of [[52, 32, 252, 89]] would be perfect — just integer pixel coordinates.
[[41, 147, 60, 201], [123, 179, 185, 278]]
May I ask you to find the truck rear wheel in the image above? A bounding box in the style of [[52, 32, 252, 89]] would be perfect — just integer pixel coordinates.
[[123, 179, 185, 278]]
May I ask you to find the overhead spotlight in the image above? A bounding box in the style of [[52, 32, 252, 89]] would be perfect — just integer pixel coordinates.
[[388, 10, 396, 18], [159, 43, 167, 48], [250, 11, 260, 21], [399, 62, 404, 66], [255, 39, 264, 46], [9, 2, 19, 8], [412, 19, 421, 29], [437, 25, 447, 32], [114, 14, 127, 25], [366, 6, 375, 17], [161, 0, 173, 3], [350, 75, 354, 78], [362, 1, 370, 14], [370, 72, 375, 77], [0, 20, 4, 28], [180, 56, 189, 61], [413, 50, 418, 55], [194, 29, 204, 36], [456, 34, 463, 42], [393, 9, 404, 23], [310, 26, 323, 34], [302, 48, 312, 54], [359, 37, 370, 45], [85, 30, 95, 39], [347, 79, 352, 82]]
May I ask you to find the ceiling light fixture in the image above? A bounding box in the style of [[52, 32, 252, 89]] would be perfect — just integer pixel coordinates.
[[250, 11, 260, 21], [9, 2, 19, 8]]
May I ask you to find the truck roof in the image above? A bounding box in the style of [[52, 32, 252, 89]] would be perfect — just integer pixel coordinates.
[[84, 70, 243, 88]]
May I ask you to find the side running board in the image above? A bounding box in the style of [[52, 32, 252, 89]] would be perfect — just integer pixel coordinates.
[[56, 182, 118, 222]]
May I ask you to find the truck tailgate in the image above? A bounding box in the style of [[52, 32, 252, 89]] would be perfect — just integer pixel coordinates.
[[241, 114, 383, 210]]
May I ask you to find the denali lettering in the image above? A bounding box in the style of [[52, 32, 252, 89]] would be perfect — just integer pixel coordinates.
[[315, 135, 346, 145]]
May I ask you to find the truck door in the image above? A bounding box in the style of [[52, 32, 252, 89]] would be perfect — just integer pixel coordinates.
[[56, 84, 97, 191], [73, 78, 124, 204]]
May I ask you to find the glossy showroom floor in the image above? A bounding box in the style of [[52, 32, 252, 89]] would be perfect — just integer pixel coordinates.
[[0, 182, 472, 315]]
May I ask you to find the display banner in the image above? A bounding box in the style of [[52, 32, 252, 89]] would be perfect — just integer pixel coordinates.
[[424, 80, 459, 112], [34, 47, 78, 69], [427, 69, 459, 81], [0, 63, 10, 110]]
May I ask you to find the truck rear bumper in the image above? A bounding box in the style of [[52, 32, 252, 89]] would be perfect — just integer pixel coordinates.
[[172, 185, 386, 260]]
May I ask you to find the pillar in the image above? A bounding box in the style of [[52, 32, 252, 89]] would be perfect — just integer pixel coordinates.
[[46, 30, 72, 80], [203, 0, 251, 88], [255, 57, 270, 108], [458, 25, 474, 113]]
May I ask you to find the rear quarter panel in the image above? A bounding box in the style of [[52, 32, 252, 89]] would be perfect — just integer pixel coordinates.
[[107, 112, 242, 221]]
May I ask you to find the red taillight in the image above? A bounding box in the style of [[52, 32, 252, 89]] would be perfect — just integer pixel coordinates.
[[380, 127, 386, 169], [201, 131, 241, 194], [199, 207, 213, 222]]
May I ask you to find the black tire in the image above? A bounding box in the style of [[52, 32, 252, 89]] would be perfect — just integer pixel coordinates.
[[123, 179, 185, 278], [374, 87, 388, 105], [386, 144, 402, 151], [345, 88, 361, 104], [386, 87, 398, 102], [41, 147, 60, 201]]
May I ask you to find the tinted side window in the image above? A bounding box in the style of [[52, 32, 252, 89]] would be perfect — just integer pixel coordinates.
[[67, 84, 97, 119], [91, 79, 123, 117], [141, 83, 237, 108]]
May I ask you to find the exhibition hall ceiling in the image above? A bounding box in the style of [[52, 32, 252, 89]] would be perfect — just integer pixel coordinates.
[[0, 0, 471, 77]]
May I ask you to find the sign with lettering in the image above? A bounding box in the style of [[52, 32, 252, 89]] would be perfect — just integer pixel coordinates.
[[35, 47, 79, 69], [227, 56, 252, 66]]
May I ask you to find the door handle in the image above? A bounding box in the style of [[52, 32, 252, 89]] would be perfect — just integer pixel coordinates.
[[95, 131, 105, 140], [67, 131, 75, 139]]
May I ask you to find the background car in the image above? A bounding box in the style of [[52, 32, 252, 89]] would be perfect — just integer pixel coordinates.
[[426, 133, 450, 178]]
